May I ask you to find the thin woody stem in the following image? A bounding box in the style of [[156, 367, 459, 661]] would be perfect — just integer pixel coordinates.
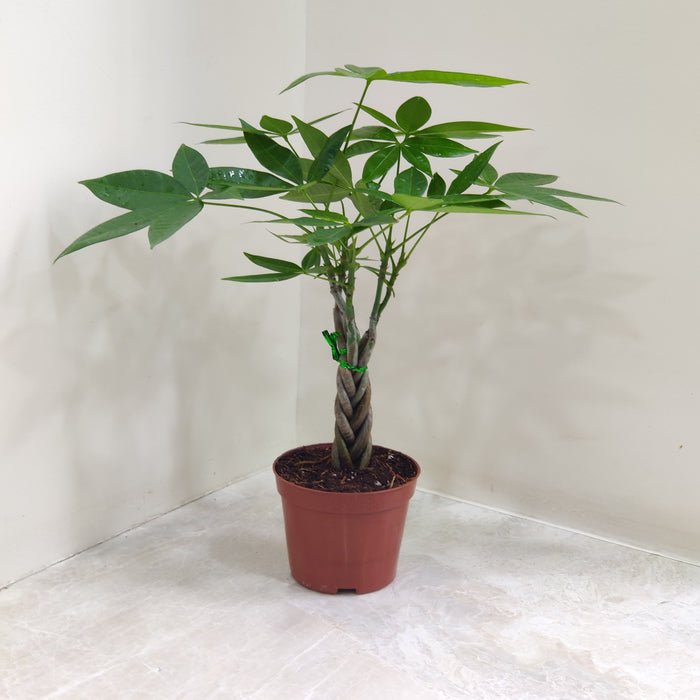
[[342, 80, 372, 152]]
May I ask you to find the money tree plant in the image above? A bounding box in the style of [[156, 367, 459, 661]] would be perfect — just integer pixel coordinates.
[[57, 65, 613, 475]]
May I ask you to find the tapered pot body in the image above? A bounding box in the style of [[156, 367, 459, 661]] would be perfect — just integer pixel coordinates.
[[274, 444, 420, 594]]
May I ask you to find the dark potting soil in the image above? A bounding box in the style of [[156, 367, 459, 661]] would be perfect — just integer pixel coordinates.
[[275, 444, 418, 493]]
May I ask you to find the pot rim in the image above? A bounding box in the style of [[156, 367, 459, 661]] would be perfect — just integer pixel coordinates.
[[273, 443, 420, 511], [274, 442, 420, 489]]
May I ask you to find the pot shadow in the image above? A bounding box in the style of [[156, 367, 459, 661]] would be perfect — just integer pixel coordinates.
[[207, 528, 290, 584]]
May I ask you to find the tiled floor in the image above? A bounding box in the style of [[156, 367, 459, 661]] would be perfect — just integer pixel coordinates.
[[2, 471, 699, 699]]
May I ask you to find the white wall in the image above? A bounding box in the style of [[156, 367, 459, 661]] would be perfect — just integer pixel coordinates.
[[3, 0, 698, 589], [1, 0, 306, 587], [298, 0, 700, 563]]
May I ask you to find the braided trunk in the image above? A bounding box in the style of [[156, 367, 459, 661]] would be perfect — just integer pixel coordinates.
[[330, 290, 376, 471], [332, 351, 373, 471]]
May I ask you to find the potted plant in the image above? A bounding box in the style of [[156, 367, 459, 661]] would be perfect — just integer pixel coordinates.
[[56, 65, 614, 594]]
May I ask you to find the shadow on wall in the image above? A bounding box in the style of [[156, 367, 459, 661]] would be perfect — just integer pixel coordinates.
[[376, 220, 648, 502], [1, 210, 293, 557]]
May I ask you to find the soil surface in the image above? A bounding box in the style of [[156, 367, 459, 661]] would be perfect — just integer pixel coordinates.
[[275, 444, 418, 493]]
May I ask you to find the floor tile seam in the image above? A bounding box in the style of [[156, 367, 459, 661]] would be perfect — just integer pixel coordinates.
[[415, 486, 700, 569]]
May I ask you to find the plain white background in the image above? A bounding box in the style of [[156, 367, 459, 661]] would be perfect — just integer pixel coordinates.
[[2, 0, 698, 587], [1, 0, 306, 586]]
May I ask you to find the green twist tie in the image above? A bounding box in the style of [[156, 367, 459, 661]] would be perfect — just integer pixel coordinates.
[[322, 330, 367, 372]]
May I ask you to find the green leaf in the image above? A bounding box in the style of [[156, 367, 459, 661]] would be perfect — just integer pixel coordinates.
[[148, 200, 204, 247], [182, 121, 243, 131], [447, 142, 501, 195], [382, 70, 525, 88], [55, 210, 155, 260], [281, 65, 388, 92], [307, 125, 352, 183], [419, 121, 527, 138], [342, 64, 389, 80], [206, 167, 294, 199], [394, 167, 428, 197], [362, 146, 400, 181], [172, 145, 209, 196], [282, 66, 522, 92], [493, 173, 618, 209], [350, 190, 379, 219], [80, 170, 191, 210], [243, 252, 303, 275], [441, 194, 508, 207], [345, 140, 388, 158], [260, 115, 293, 135], [497, 189, 584, 216], [202, 186, 278, 200], [188, 117, 288, 145], [307, 110, 350, 127], [330, 153, 353, 187], [260, 215, 348, 229], [476, 163, 499, 186], [202, 136, 248, 145], [405, 136, 476, 158], [292, 117, 352, 186], [357, 104, 400, 130], [496, 172, 559, 188], [349, 125, 397, 141], [281, 71, 342, 92], [494, 176, 618, 215], [299, 209, 348, 223], [56, 194, 206, 260], [242, 122, 303, 184], [223, 272, 300, 283], [194, 112, 347, 137], [401, 145, 432, 175], [352, 212, 397, 230], [292, 116, 326, 156], [281, 182, 350, 204], [301, 247, 322, 271], [390, 193, 443, 211], [541, 188, 618, 203], [306, 226, 353, 246], [427, 172, 446, 197], [395, 96, 432, 133], [438, 205, 547, 216]]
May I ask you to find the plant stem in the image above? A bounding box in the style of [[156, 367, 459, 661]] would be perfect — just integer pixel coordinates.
[[342, 80, 371, 152], [403, 213, 447, 260], [203, 201, 286, 218], [343, 242, 361, 362], [283, 135, 299, 156], [369, 251, 389, 330]]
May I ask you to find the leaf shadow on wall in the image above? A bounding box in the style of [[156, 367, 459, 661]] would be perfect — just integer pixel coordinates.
[[376, 222, 649, 505], [0, 220, 292, 549]]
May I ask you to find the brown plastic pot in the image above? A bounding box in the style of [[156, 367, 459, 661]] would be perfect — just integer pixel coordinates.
[[274, 443, 420, 594]]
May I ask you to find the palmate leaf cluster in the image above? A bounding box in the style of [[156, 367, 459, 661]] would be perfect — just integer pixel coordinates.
[[57, 65, 614, 325]]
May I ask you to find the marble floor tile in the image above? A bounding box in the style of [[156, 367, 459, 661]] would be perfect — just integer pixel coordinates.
[[2, 472, 699, 699]]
